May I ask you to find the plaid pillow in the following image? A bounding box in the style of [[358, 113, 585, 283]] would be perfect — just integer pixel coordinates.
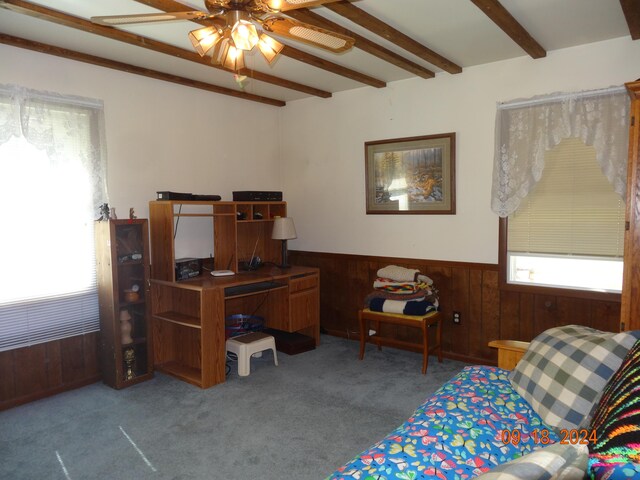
[[509, 325, 640, 433], [474, 443, 588, 480]]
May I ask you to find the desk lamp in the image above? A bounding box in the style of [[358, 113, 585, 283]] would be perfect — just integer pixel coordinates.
[[271, 217, 297, 268]]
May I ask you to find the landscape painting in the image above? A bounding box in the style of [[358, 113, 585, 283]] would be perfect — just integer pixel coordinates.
[[365, 133, 456, 214]]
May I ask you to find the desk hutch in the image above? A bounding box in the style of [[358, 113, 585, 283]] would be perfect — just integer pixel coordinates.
[[148, 200, 319, 388]]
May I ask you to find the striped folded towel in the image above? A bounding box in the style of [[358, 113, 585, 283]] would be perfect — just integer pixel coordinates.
[[369, 297, 438, 316]]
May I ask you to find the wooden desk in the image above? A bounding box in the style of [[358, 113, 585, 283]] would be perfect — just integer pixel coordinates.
[[150, 265, 319, 388]]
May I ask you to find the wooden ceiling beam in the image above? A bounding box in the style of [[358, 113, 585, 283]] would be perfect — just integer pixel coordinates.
[[324, 0, 462, 74], [620, 0, 640, 40], [0, 0, 331, 98], [286, 8, 435, 79], [135, 0, 387, 88], [281, 45, 385, 88], [470, 0, 546, 58], [0, 33, 286, 106]]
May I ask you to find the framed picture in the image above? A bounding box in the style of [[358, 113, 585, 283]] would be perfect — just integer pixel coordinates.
[[365, 133, 456, 214]]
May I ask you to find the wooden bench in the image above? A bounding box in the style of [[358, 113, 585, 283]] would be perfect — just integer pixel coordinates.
[[358, 308, 442, 374]]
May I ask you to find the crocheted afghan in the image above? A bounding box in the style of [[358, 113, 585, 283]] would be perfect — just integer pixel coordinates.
[[588, 338, 640, 479]]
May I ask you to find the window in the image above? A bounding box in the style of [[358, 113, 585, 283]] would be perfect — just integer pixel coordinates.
[[0, 85, 107, 351], [492, 87, 630, 294], [506, 138, 625, 292]]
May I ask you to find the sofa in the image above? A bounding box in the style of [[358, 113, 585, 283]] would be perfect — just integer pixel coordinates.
[[326, 325, 640, 480]]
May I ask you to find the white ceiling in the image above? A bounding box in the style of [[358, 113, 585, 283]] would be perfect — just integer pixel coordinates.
[[0, 0, 633, 105]]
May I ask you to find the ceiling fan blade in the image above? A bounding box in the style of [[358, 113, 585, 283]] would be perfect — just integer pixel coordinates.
[[260, 0, 343, 12], [91, 11, 208, 26], [261, 16, 354, 53]]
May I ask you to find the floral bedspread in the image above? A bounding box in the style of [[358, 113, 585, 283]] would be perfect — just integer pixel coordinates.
[[326, 366, 559, 480]]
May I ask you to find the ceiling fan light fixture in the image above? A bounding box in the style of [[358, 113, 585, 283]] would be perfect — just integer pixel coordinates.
[[258, 33, 284, 64], [261, 17, 354, 53], [289, 25, 348, 50], [189, 26, 222, 57], [211, 37, 230, 65], [231, 19, 259, 51], [222, 44, 245, 71], [263, 0, 338, 12]]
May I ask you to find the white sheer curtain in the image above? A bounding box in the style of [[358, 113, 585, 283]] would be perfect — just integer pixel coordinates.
[[491, 86, 630, 218], [0, 84, 108, 351], [0, 85, 107, 207]]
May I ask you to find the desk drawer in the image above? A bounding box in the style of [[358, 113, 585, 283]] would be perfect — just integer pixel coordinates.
[[290, 274, 318, 293]]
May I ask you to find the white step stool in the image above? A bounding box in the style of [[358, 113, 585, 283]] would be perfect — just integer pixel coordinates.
[[226, 332, 278, 377]]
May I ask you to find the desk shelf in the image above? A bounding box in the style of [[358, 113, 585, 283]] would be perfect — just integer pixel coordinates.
[[156, 361, 203, 388], [151, 282, 225, 388], [153, 311, 201, 329]]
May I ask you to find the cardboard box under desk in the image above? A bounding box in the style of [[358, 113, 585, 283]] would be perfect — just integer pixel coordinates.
[[263, 328, 315, 355]]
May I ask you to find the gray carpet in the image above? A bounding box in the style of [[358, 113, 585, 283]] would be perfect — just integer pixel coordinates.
[[0, 335, 468, 480]]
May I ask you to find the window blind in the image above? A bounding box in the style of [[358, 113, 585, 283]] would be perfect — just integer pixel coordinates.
[[508, 137, 625, 258], [0, 290, 99, 352]]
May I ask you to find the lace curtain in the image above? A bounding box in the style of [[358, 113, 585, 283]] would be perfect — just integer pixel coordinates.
[[491, 86, 630, 218], [0, 84, 107, 207]]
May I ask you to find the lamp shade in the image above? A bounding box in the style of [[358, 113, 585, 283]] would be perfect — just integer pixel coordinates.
[[231, 19, 259, 51], [222, 44, 245, 71], [189, 26, 222, 56], [258, 33, 284, 64], [272, 217, 297, 240]]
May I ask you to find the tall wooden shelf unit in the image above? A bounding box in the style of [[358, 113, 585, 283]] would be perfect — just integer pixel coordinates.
[[95, 219, 154, 389], [148, 200, 319, 389], [622, 80, 640, 332]]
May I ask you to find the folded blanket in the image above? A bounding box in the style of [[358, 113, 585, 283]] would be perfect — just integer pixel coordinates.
[[373, 278, 418, 294], [377, 265, 434, 285], [364, 290, 427, 305], [369, 297, 438, 316]]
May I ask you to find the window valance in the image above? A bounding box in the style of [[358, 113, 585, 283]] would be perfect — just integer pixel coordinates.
[[491, 86, 630, 218], [0, 84, 107, 208]]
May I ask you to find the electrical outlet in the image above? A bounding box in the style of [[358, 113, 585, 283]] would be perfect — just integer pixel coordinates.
[[453, 311, 461, 324]]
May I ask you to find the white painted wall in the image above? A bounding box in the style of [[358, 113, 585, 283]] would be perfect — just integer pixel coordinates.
[[0, 44, 282, 214], [0, 44, 281, 258], [3, 37, 640, 264], [280, 37, 640, 264]]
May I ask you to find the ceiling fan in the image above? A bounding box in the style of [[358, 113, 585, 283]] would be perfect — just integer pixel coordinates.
[[91, 0, 355, 71]]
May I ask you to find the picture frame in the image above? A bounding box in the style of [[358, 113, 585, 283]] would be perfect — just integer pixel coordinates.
[[365, 133, 456, 215]]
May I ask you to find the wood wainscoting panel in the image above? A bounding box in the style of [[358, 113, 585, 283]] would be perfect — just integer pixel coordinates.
[[0, 349, 15, 400], [0, 332, 101, 411], [13, 343, 49, 397], [289, 250, 621, 365]]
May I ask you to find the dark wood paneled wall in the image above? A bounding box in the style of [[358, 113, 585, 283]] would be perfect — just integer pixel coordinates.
[[0, 252, 621, 408], [289, 250, 621, 364], [0, 332, 100, 410]]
